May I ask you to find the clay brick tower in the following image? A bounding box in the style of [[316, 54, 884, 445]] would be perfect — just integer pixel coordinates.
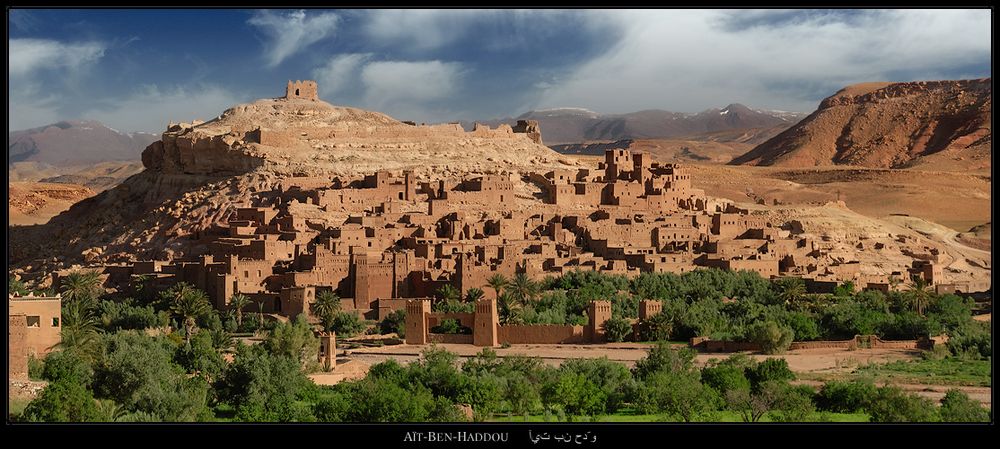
[[638, 299, 662, 320], [473, 298, 499, 347], [286, 80, 319, 101], [405, 299, 431, 345], [586, 300, 613, 343], [318, 332, 336, 372]]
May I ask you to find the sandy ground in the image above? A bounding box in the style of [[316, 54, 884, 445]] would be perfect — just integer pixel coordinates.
[[687, 164, 991, 233]]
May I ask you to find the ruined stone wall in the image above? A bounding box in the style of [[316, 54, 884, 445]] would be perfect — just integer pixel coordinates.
[[498, 324, 587, 344]]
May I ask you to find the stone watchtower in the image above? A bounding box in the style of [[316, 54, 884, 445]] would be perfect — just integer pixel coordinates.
[[286, 80, 319, 101], [405, 299, 432, 345], [586, 300, 613, 343], [473, 298, 499, 347]]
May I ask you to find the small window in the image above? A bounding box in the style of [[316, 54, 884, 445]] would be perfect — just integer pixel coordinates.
[[52, 317, 60, 327], [27, 316, 40, 327]]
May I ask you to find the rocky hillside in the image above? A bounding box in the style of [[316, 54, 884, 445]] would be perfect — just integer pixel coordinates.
[[9, 96, 578, 270], [730, 79, 991, 170], [468, 104, 807, 145], [8, 120, 158, 166], [8, 182, 96, 226]]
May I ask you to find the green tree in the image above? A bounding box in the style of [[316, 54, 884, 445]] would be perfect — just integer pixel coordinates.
[[436, 284, 461, 305], [867, 385, 939, 422], [92, 332, 211, 421], [330, 311, 368, 337], [21, 379, 100, 422], [464, 287, 486, 303], [542, 371, 606, 420], [41, 348, 94, 386], [310, 290, 342, 332], [497, 292, 523, 325], [701, 357, 751, 398], [264, 314, 320, 364], [408, 347, 468, 401], [745, 358, 795, 391], [339, 377, 435, 422], [379, 309, 406, 337], [749, 320, 794, 354], [725, 381, 784, 423], [59, 300, 103, 359], [486, 273, 509, 298], [906, 276, 933, 317], [632, 341, 696, 380], [939, 389, 990, 422], [167, 284, 212, 346], [637, 309, 674, 342], [217, 344, 315, 422], [228, 293, 252, 329], [774, 277, 806, 304], [509, 273, 540, 306], [505, 375, 541, 416], [459, 373, 504, 421], [60, 270, 104, 306], [815, 380, 876, 413], [638, 370, 716, 422], [174, 329, 226, 381], [603, 317, 633, 343]]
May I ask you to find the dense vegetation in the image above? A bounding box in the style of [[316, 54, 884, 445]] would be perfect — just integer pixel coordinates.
[[9, 269, 990, 423]]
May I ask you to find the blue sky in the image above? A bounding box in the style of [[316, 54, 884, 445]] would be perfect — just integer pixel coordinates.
[[8, 9, 991, 133]]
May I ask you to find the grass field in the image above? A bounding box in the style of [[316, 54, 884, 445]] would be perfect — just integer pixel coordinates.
[[854, 357, 991, 387], [489, 410, 869, 423]]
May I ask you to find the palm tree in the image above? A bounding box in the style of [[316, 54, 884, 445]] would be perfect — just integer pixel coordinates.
[[464, 287, 486, 303], [508, 273, 539, 307], [436, 284, 461, 306], [255, 297, 267, 329], [486, 273, 509, 299], [169, 287, 212, 346], [775, 277, 806, 304], [907, 276, 933, 316], [228, 293, 252, 328], [60, 270, 103, 306], [311, 291, 341, 331], [58, 300, 102, 361], [497, 293, 523, 325]]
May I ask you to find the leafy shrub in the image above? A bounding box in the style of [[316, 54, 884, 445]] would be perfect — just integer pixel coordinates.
[[749, 320, 794, 354], [814, 380, 876, 413], [430, 318, 472, 335], [603, 317, 633, 342], [379, 309, 406, 337], [939, 389, 990, 422], [867, 386, 939, 422]]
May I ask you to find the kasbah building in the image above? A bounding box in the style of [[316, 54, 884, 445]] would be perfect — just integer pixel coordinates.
[[9, 81, 970, 376]]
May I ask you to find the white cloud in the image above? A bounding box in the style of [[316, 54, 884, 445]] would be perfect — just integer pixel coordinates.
[[248, 10, 340, 67], [361, 60, 463, 104], [363, 10, 488, 51], [534, 9, 991, 114], [354, 60, 465, 121], [312, 53, 372, 97], [8, 38, 108, 131], [9, 38, 106, 77], [83, 84, 244, 133]]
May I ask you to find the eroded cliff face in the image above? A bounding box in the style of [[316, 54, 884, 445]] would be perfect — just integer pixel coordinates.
[[731, 79, 991, 170], [141, 128, 267, 175]]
